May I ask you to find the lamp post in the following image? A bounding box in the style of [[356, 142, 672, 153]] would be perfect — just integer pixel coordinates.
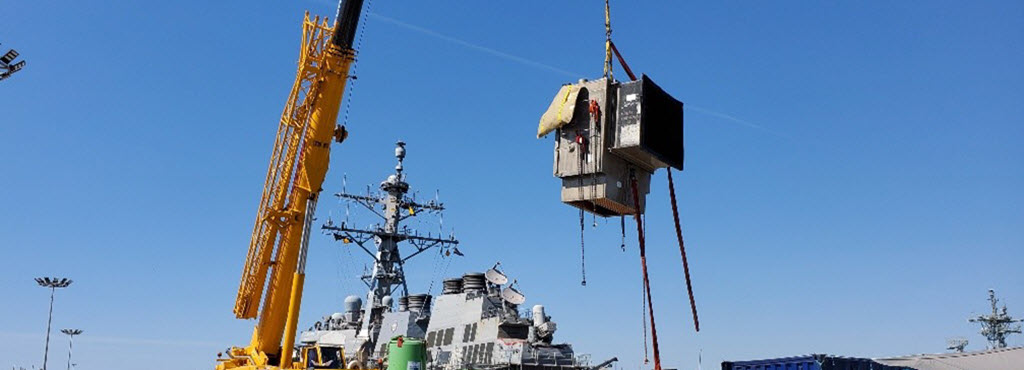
[[60, 329, 82, 370], [35, 277, 72, 370]]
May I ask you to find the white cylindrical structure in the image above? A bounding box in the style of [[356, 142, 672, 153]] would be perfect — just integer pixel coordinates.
[[532, 305, 547, 326]]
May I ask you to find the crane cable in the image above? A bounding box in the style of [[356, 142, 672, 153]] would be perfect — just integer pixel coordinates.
[[603, 0, 613, 80], [603, 1, 697, 366], [603, 0, 700, 335], [340, 0, 374, 128], [605, 1, 658, 365]]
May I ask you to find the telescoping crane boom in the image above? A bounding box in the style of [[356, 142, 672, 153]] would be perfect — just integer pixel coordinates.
[[217, 1, 364, 369]]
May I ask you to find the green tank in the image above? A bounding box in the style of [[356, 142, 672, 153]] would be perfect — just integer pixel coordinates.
[[387, 336, 427, 370]]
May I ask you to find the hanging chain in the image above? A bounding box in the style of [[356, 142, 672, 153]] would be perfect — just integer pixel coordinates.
[[579, 208, 586, 286], [588, 100, 601, 228], [620, 215, 626, 251], [576, 132, 587, 287]]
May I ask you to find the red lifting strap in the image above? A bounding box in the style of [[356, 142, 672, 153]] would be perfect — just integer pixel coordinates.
[[630, 173, 662, 370], [610, 41, 637, 82], [614, 39, 701, 334], [668, 169, 700, 332]]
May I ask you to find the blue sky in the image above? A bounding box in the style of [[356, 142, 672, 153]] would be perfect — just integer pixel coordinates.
[[1, 1, 1022, 369]]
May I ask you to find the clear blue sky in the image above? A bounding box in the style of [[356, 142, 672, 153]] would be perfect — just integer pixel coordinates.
[[2, 1, 1022, 369]]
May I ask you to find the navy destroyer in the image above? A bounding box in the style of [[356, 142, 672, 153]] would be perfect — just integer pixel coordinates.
[[298, 141, 616, 370]]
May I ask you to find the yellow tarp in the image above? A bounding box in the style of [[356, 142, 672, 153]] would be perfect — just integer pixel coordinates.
[[537, 84, 584, 138]]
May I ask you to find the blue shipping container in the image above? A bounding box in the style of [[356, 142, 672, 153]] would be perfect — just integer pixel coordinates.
[[721, 354, 910, 370]]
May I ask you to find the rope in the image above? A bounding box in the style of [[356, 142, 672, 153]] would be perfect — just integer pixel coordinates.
[[577, 133, 587, 287], [641, 268, 649, 364], [668, 169, 700, 332], [426, 239, 442, 295], [630, 172, 662, 370], [588, 100, 602, 228]]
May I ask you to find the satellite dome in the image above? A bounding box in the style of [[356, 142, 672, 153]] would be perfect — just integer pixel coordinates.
[[344, 295, 362, 313]]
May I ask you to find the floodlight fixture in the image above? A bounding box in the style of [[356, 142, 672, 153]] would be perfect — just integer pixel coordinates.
[[60, 329, 82, 370], [36, 277, 73, 370], [1, 48, 26, 81], [0, 49, 17, 65], [9, 60, 25, 72], [36, 277, 73, 289]]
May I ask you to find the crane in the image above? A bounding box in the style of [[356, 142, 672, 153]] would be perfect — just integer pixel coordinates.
[[216, 1, 364, 369]]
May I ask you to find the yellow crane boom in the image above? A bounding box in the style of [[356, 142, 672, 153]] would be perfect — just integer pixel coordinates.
[[219, 1, 363, 369]]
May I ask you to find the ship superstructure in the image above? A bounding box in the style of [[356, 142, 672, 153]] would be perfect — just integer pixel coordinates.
[[298, 142, 613, 370], [422, 269, 583, 370]]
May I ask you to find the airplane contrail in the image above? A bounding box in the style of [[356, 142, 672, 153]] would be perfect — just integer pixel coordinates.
[[687, 104, 792, 140], [367, 13, 581, 78], [308, 2, 789, 139]]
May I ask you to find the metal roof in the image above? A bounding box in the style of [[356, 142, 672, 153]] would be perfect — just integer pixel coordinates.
[[874, 346, 1024, 370]]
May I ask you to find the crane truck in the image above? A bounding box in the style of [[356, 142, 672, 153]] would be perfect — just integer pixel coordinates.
[[216, 1, 364, 369]]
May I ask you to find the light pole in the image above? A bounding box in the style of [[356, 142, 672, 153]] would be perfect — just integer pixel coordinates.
[[35, 277, 72, 370], [60, 329, 82, 370]]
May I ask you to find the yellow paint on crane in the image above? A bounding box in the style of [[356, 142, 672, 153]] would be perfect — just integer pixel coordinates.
[[217, 10, 360, 370]]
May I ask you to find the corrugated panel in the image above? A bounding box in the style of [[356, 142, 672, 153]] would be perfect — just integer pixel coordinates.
[[723, 355, 907, 370]]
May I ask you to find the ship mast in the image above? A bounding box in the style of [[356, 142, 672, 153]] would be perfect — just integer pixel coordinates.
[[969, 289, 1022, 349], [322, 141, 459, 344]]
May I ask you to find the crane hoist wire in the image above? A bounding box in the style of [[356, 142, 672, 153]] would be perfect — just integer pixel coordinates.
[[603, 0, 700, 330], [599, 1, 701, 369], [603, 0, 613, 80], [601, 1, 666, 368], [341, 0, 374, 128]]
